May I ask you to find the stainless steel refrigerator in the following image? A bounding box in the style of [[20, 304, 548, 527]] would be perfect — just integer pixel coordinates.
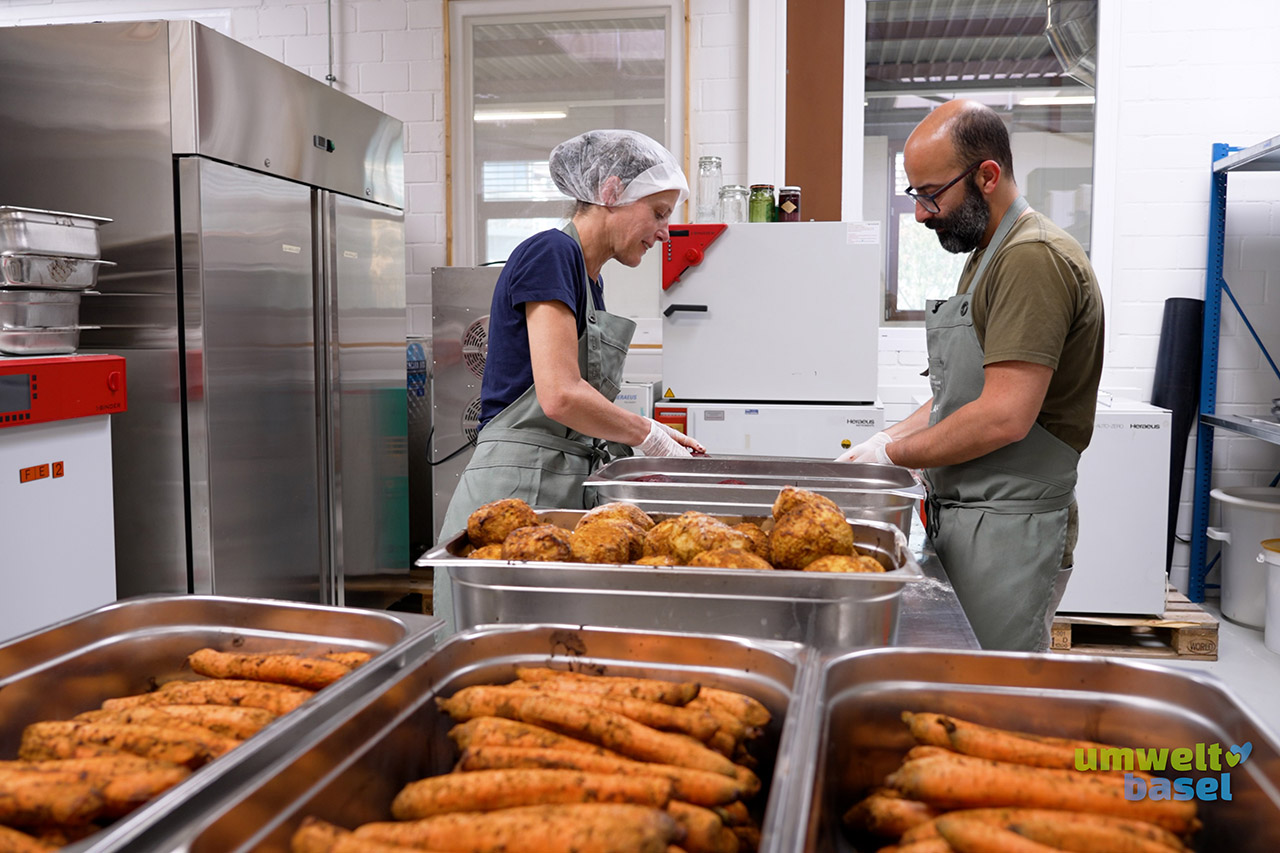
[[0, 21, 408, 603]]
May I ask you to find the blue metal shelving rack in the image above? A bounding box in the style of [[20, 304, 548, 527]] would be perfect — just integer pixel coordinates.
[[1187, 135, 1280, 602]]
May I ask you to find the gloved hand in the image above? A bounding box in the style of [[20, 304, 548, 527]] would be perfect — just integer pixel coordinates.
[[835, 430, 893, 464], [637, 418, 696, 457]]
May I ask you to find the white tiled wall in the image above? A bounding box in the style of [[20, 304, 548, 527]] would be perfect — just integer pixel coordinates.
[[4, 0, 1279, 576]]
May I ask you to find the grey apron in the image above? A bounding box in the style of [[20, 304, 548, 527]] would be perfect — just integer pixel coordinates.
[[923, 196, 1079, 651], [434, 222, 636, 632]]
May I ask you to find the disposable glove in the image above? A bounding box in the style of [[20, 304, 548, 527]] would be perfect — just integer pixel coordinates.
[[637, 418, 695, 457], [835, 430, 892, 464]]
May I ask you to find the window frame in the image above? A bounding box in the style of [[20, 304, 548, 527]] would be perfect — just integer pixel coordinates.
[[446, 0, 686, 267]]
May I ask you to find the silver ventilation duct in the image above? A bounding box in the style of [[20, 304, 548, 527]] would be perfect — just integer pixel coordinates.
[[1045, 0, 1097, 88]]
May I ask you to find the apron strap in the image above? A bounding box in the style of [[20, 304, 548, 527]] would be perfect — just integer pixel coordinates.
[[477, 426, 601, 459], [968, 195, 1029, 289]]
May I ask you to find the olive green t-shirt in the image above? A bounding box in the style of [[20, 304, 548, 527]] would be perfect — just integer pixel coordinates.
[[955, 209, 1105, 453]]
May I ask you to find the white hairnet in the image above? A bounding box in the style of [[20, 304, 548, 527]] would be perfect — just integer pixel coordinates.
[[549, 130, 689, 208]]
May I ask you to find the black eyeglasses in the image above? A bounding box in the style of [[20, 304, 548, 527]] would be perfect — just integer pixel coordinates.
[[905, 161, 983, 214]]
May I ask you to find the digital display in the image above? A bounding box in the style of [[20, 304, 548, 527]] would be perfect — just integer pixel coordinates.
[[0, 374, 31, 414]]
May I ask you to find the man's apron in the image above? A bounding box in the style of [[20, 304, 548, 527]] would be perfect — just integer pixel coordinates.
[[923, 196, 1078, 651], [434, 223, 636, 631]]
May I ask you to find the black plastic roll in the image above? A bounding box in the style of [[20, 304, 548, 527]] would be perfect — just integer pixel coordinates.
[[1150, 297, 1204, 574]]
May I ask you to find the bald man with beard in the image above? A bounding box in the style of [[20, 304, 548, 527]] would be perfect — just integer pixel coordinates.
[[839, 100, 1105, 651]]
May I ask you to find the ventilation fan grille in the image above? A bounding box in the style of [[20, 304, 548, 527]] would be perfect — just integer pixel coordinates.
[[462, 316, 490, 378], [462, 396, 484, 446]]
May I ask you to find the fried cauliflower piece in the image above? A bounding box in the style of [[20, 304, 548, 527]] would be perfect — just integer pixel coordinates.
[[689, 547, 774, 570], [771, 485, 843, 521], [467, 543, 505, 560], [769, 503, 854, 570], [732, 522, 771, 563], [467, 498, 539, 546], [804, 554, 885, 573], [501, 524, 572, 562], [634, 555, 678, 566], [642, 511, 749, 564], [576, 502, 656, 532], [569, 519, 645, 564]]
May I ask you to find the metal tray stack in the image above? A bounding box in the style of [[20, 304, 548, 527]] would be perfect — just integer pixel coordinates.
[[0, 594, 443, 853], [584, 456, 924, 536], [135, 624, 815, 853], [792, 647, 1280, 852], [0, 206, 114, 354], [420, 509, 923, 650]]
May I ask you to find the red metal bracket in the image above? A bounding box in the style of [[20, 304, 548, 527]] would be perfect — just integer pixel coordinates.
[[661, 224, 727, 290]]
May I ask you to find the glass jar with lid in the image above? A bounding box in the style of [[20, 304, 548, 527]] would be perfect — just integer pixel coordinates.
[[748, 184, 775, 222], [778, 186, 802, 222], [696, 156, 723, 222], [717, 184, 749, 223]]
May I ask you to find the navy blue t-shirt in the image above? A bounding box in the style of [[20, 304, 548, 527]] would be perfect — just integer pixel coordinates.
[[480, 229, 606, 428]]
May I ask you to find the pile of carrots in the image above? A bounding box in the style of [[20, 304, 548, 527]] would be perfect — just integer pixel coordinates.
[[292, 667, 772, 853], [843, 711, 1201, 852], [0, 646, 367, 851]]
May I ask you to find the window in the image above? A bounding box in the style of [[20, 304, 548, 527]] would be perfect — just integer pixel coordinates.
[[865, 1, 1097, 322], [449, 1, 684, 266]]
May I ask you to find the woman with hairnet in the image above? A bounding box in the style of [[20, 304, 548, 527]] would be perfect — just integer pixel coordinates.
[[435, 129, 703, 629]]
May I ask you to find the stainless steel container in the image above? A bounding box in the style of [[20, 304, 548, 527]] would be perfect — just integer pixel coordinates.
[[0, 324, 91, 355], [794, 647, 1280, 852], [1, 252, 115, 289], [585, 456, 924, 536], [0, 288, 81, 327], [0, 594, 443, 853], [136, 624, 815, 853], [0, 206, 110, 258], [419, 510, 923, 649]]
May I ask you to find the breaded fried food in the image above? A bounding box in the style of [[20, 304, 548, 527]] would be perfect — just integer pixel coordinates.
[[732, 522, 771, 563], [501, 524, 572, 562], [804, 554, 886, 573], [576, 502, 656, 532], [467, 543, 505, 560], [641, 518, 679, 559], [688, 548, 774, 570], [634, 555, 678, 566], [467, 498, 539, 547], [644, 512, 749, 564], [771, 485, 843, 520], [769, 503, 854, 570], [569, 519, 644, 564]]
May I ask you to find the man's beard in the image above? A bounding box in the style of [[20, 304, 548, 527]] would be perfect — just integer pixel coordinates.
[[927, 178, 989, 254]]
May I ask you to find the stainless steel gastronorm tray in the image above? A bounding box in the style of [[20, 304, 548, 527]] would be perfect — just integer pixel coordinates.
[[144, 624, 816, 853], [0, 289, 81, 327], [419, 509, 923, 650], [1, 252, 116, 289], [0, 206, 110, 259], [793, 647, 1280, 852], [585, 456, 924, 536], [0, 324, 94, 355], [0, 594, 444, 853]]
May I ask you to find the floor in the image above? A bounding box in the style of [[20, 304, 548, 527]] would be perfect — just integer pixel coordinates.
[[1156, 595, 1280, 738]]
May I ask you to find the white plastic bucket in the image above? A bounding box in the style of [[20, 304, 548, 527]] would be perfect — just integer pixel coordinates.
[[1208, 486, 1280, 628], [1264, 539, 1280, 655]]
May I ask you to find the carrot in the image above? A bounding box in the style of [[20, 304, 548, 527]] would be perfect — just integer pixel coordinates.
[[0, 825, 55, 852], [79, 703, 276, 739], [901, 712, 1136, 772], [437, 690, 759, 793], [104, 679, 314, 716], [900, 808, 1190, 852], [457, 745, 744, 807], [684, 698, 758, 744], [449, 717, 624, 757], [883, 842, 952, 853], [666, 801, 737, 853], [18, 720, 234, 769], [189, 648, 352, 690], [445, 684, 720, 742], [842, 788, 939, 837], [515, 667, 700, 705], [354, 803, 681, 853], [711, 801, 751, 827], [693, 688, 770, 728], [323, 651, 373, 668], [393, 768, 672, 818], [1, 755, 190, 816], [935, 814, 1062, 852], [904, 745, 956, 763], [290, 816, 436, 853], [0, 771, 105, 826], [730, 824, 760, 853], [28, 823, 99, 848], [73, 706, 241, 747], [886, 754, 1200, 834], [707, 730, 736, 757]]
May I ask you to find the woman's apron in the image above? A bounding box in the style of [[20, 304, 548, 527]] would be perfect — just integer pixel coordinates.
[[923, 196, 1079, 651], [434, 222, 636, 632]]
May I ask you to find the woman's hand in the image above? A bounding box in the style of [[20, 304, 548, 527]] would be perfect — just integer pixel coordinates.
[[637, 419, 703, 457]]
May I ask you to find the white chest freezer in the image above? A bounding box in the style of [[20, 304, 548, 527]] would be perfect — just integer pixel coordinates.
[[655, 401, 883, 459], [1057, 395, 1171, 615]]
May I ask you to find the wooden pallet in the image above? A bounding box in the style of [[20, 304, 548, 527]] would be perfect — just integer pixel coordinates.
[[1050, 585, 1218, 660]]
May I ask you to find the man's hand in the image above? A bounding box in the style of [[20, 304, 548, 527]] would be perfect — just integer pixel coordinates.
[[835, 431, 892, 464]]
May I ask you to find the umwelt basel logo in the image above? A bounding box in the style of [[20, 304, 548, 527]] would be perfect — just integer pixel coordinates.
[[1075, 742, 1251, 801]]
